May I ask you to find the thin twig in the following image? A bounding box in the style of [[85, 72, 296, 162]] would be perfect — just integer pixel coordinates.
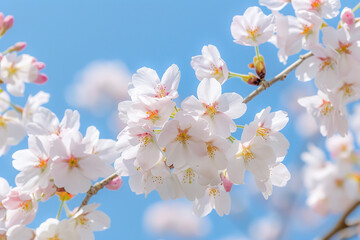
[[322, 201, 360, 240], [243, 51, 313, 104], [78, 173, 118, 210]]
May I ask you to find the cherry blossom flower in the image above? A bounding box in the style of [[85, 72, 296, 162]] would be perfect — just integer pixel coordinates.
[[227, 125, 277, 184], [255, 163, 291, 199], [117, 125, 162, 171], [2, 188, 38, 228], [22, 91, 50, 124], [173, 167, 206, 201], [50, 134, 114, 194], [270, 11, 322, 64], [298, 91, 348, 137], [0, 177, 10, 219], [36, 218, 80, 240], [6, 225, 35, 240], [26, 108, 80, 138], [158, 112, 209, 169], [12, 135, 52, 192], [0, 53, 46, 96], [181, 78, 246, 138], [193, 184, 231, 217], [292, 0, 341, 19], [70, 204, 110, 240], [191, 45, 229, 84], [0, 110, 26, 156], [128, 64, 180, 101], [295, 45, 340, 91], [231, 6, 275, 46]]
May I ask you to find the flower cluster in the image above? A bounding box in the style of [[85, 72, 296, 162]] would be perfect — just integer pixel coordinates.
[[0, 13, 114, 240], [116, 62, 291, 216]]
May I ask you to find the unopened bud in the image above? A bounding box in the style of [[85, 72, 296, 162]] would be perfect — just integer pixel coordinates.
[[341, 7, 355, 27], [105, 176, 123, 190], [3, 15, 14, 31], [246, 73, 262, 86], [34, 73, 48, 84], [33, 61, 46, 70], [13, 42, 26, 51], [254, 55, 266, 79], [220, 172, 233, 192]]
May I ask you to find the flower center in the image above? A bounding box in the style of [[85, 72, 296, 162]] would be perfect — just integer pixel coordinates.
[[319, 99, 333, 116], [20, 200, 33, 212], [155, 84, 168, 98], [339, 83, 354, 98], [182, 168, 196, 184], [257, 127, 271, 140], [208, 188, 220, 197], [68, 155, 79, 169], [0, 116, 6, 128], [318, 57, 334, 71], [152, 175, 164, 184], [145, 110, 160, 123], [246, 27, 260, 41], [337, 41, 352, 55], [300, 24, 314, 38], [176, 128, 190, 144], [7, 64, 18, 76], [310, 0, 322, 11], [206, 142, 218, 158], [138, 132, 153, 147], [36, 157, 49, 172], [48, 235, 61, 240], [203, 102, 218, 119], [211, 64, 223, 79], [237, 145, 255, 162]]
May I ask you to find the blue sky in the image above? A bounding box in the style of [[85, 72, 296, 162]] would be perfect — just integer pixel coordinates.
[[0, 1, 356, 239]]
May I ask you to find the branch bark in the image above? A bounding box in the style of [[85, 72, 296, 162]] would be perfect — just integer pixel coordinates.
[[243, 51, 313, 104], [78, 173, 119, 210], [322, 201, 360, 240]]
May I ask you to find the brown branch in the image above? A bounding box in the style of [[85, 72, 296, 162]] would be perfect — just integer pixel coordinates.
[[78, 173, 119, 210], [242, 51, 313, 104], [322, 201, 360, 240]]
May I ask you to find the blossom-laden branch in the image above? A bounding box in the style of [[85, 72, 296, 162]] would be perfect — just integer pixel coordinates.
[[78, 173, 119, 210], [322, 201, 360, 240], [243, 51, 313, 104], [78, 52, 313, 211]]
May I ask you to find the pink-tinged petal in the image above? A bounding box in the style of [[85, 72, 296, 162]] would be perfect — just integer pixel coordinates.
[[137, 144, 162, 170], [132, 67, 159, 91], [211, 113, 235, 138], [161, 64, 180, 94], [219, 93, 246, 119], [60, 109, 80, 131], [193, 195, 212, 217], [12, 150, 38, 170], [271, 110, 289, 131], [158, 120, 179, 147], [197, 78, 221, 104], [295, 56, 318, 82], [181, 95, 204, 115]]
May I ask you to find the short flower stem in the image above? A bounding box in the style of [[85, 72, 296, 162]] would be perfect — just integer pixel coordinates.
[[57, 199, 65, 220], [236, 125, 244, 129], [353, 2, 360, 12], [228, 72, 248, 83], [255, 45, 260, 59], [154, 129, 162, 134], [63, 201, 71, 217]]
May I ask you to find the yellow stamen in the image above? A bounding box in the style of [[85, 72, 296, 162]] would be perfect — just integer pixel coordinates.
[[203, 102, 218, 119], [182, 168, 195, 184], [176, 128, 190, 144], [145, 110, 160, 124], [236, 145, 254, 163], [68, 156, 79, 169]]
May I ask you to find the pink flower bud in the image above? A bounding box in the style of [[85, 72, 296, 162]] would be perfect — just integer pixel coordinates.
[[34, 73, 48, 84], [341, 7, 355, 27], [13, 42, 26, 52], [0, 13, 4, 27], [3, 15, 14, 30], [105, 176, 123, 190], [221, 173, 233, 192], [33, 61, 46, 70]]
